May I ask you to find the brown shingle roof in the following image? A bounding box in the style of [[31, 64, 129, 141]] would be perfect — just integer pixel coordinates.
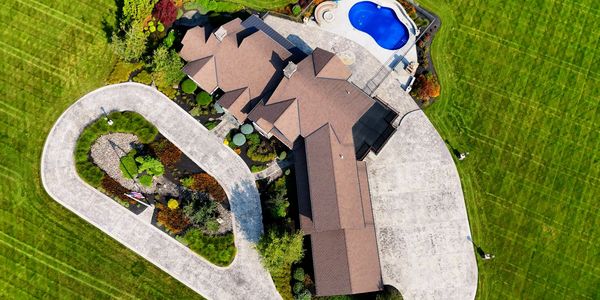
[[179, 18, 292, 122], [179, 21, 381, 296], [182, 56, 218, 93]]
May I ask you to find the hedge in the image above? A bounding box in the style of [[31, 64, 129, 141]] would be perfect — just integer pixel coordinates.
[[75, 111, 158, 187]]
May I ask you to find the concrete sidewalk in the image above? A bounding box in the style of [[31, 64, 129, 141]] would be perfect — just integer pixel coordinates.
[[41, 83, 280, 300]]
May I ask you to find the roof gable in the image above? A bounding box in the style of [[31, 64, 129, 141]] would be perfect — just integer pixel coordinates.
[[182, 56, 218, 93]]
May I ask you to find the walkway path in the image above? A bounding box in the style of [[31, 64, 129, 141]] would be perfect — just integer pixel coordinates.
[[366, 110, 478, 300], [41, 83, 280, 300], [253, 158, 294, 181]]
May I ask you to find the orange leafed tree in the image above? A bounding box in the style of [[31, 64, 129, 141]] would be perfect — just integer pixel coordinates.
[[413, 74, 440, 101]]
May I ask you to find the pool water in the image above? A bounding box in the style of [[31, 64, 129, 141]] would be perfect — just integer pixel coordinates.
[[348, 1, 409, 50]]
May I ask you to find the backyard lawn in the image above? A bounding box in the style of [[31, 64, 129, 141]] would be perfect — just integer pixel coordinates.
[[0, 0, 202, 298], [419, 0, 600, 298]]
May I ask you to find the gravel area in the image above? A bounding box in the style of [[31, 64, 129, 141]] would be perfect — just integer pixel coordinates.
[[90, 133, 179, 196], [214, 202, 232, 234]]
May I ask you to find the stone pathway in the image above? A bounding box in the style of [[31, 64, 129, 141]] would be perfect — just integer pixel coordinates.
[[254, 159, 294, 181], [213, 114, 239, 141], [41, 83, 280, 300]]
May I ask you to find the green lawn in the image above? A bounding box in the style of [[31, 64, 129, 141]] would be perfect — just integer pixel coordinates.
[[419, 0, 600, 298], [0, 0, 202, 298]]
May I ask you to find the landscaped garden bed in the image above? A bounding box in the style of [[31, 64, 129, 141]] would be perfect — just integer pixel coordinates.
[[75, 111, 235, 266], [224, 124, 289, 173]]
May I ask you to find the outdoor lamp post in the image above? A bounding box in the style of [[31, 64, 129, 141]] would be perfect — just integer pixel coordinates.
[[101, 107, 113, 126]]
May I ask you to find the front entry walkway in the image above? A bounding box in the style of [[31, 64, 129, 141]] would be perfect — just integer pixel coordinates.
[[41, 83, 280, 300]]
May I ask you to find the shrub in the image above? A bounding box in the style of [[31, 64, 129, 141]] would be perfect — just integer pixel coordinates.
[[293, 268, 305, 282], [267, 189, 289, 218], [240, 123, 254, 135], [136, 156, 164, 176], [292, 4, 301, 15], [278, 151, 287, 160], [246, 132, 260, 146], [181, 176, 195, 188], [163, 29, 176, 48], [106, 61, 143, 84], [153, 0, 178, 27], [204, 120, 219, 130], [181, 79, 197, 94], [247, 141, 277, 162], [232, 133, 246, 146], [189, 173, 226, 202], [168, 198, 179, 209], [119, 150, 138, 179], [183, 197, 218, 226], [77, 161, 104, 187], [156, 203, 189, 234], [293, 281, 304, 295], [196, 92, 212, 107], [111, 24, 148, 62], [151, 138, 182, 168], [152, 46, 184, 87], [133, 70, 153, 85], [250, 164, 268, 173], [182, 229, 236, 266], [138, 174, 153, 187], [101, 175, 129, 201], [204, 219, 220, 233], [296, 290, 311, 300]]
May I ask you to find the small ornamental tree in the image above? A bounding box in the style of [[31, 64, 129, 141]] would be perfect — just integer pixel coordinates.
[[153, 0, 178, 27], [412, 73, 440, 101], [156, 203, 189, 234], [196, 92, 212, 107]]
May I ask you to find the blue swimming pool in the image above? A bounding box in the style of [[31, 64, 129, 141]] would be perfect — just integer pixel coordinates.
[[348, 1, 409, 50]]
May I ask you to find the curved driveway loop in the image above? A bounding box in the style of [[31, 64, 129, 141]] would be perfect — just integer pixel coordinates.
[[41, 83, 280, 300], [367, 111, 478, 300]]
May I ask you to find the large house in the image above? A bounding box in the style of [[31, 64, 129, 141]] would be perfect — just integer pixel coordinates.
[[179, 16, 393, 296]]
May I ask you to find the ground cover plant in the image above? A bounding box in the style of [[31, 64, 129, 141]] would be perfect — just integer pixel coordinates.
[[180, 228, 236, 266], [417, 0, 600, 298], [0, 0, 205, 297]]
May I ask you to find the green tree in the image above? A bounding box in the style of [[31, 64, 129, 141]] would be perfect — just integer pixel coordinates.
[[122, 0, 158, 27], [152, 45, 184, 86], [257, 229, 304, 276], [111, 24, 148, 62]]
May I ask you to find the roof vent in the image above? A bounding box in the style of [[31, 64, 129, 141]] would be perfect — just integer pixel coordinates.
[[214, 26, 227, 42], [283, 61, 297, 78]]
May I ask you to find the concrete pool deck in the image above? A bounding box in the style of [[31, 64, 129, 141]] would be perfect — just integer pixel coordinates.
[[313, 0, 418, 65]]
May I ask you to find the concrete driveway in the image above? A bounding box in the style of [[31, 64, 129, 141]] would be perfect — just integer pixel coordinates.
[[366, 110, 478, 299], [41, 83, 280, 300]]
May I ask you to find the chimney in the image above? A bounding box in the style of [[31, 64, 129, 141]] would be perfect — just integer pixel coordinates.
[[283, 61, 297, 78], [214, 26, 227, 42]]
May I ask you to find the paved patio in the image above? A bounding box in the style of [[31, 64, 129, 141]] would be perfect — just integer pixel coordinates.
[[41, 83, 280, 300], [366, 110, 478, 299]]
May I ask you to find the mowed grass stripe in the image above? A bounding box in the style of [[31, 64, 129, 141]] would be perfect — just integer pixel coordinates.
[[0, 42, 67, 81], [12, 0, 98, 35], [0, 231, 134, 299], [457, 25, 600, 80]]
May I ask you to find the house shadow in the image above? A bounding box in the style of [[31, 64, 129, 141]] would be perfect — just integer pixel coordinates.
[[227, 179, 266, 243], [286, 34, 313, 55]]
